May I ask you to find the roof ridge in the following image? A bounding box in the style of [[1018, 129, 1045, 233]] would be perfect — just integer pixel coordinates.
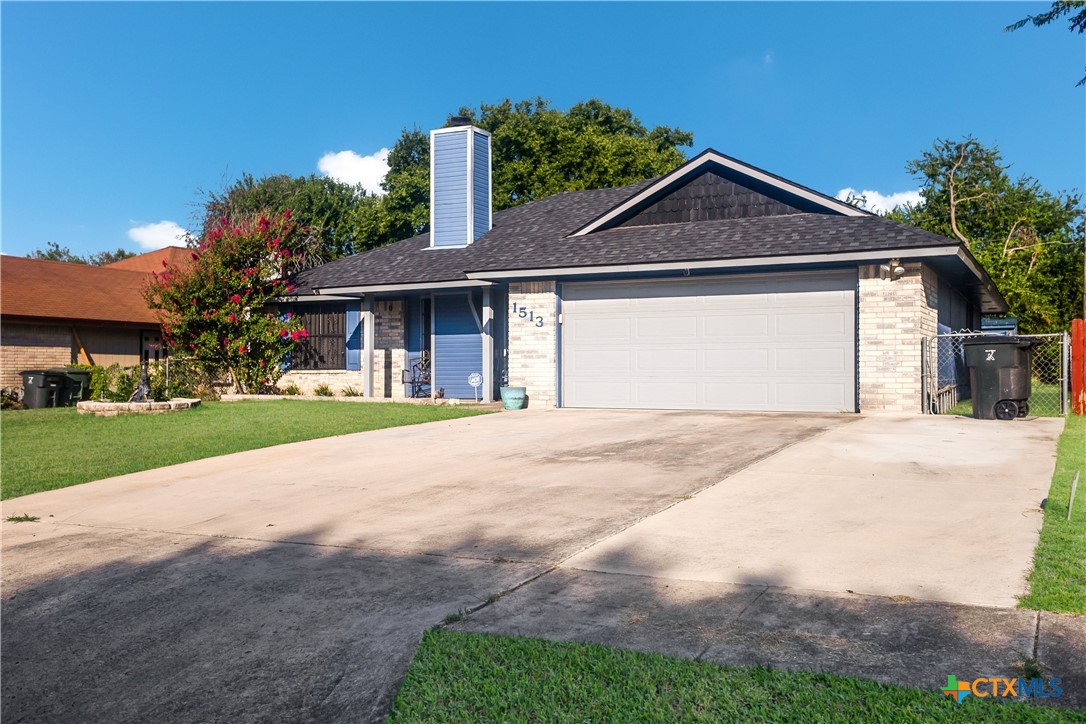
[[1, 255, 156, 275]]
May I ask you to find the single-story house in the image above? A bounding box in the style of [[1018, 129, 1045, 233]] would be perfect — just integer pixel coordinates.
[[0, 247, 189, 391], [287, 121, 1006, 413]]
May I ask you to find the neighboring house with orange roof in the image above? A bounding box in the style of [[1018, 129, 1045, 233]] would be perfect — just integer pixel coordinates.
[[103, 246, 192, 273], [0, 248, 189, 391]]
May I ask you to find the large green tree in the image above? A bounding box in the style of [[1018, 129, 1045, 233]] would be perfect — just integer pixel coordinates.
[[27, 242, 137, 266], [196, 174, 375, 265], [359, 98, 694, 249], [887, 137, 1084, 332]]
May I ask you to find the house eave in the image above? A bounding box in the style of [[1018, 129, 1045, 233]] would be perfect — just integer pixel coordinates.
[[314, 279, 493, 296], [464, 246, 962, 280]]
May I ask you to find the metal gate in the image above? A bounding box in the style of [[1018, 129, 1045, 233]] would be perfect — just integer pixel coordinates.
[[921, 331, 1070, 416]]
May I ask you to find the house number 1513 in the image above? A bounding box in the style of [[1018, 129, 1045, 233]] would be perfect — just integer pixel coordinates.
[[512, 302, 545, 327]]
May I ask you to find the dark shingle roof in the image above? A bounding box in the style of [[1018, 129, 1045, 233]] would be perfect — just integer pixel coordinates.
[[292, 177, 963, 292]]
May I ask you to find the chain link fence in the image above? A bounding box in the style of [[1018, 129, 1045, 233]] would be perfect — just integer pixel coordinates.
[[922, 332, 1070, 417]]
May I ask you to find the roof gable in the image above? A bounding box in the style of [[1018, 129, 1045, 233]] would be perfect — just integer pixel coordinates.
[[571, 149, 867, 236]]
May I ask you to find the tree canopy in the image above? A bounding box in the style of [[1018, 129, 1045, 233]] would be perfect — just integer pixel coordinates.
[[195, 99, 692, 257], [886, 137, 1084, 332], [27, 242, 137, 266], [196, 173, 375, 266], [360, 98, 694, 250]]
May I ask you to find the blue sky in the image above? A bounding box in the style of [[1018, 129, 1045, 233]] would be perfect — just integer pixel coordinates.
[[2, 2, 1083, 257]]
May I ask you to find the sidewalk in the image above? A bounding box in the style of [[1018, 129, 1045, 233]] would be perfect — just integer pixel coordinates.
[[453, 567, 1086, 709]]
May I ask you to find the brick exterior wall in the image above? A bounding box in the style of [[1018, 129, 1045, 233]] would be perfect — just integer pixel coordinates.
[[0, 323, 72, 390], [858, 262, 939, 413], [277, 300, 406, 399], [276, 369, 367, 396], [373, 299, 406, 400], [507, 281, 557, 408]]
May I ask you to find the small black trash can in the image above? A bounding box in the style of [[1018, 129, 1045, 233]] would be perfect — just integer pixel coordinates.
[[20, 370, 65, 409], [963, 337, 1034, 420], [62, 367, 92, 404]]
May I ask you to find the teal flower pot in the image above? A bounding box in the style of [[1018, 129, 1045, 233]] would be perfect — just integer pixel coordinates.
[[499, 386, 528, 410]]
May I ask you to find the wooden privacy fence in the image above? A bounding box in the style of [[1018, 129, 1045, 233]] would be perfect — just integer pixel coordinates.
[[1073, 319, 1085, 415]]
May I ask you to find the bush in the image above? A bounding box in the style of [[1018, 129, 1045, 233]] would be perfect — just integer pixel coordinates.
[[1, 388, 24, 410], [143, 209, 308, 393], [313, 383, 333, 397], [341, 385, 362, 397], [280, 383, 301, 396], [60, 360, 225, 403]]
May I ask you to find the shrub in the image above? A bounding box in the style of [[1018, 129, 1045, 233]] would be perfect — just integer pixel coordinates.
[[313, 383, 333, 397], [143, 209, 308, 393], [1, 388, 24, 409], [280, 383, 301, 396], [341, 385, 362, 397]]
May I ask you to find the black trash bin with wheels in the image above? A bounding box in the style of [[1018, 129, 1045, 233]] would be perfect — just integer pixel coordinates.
[[963, 337, 1034, 420], [20, 370, 65, 409]]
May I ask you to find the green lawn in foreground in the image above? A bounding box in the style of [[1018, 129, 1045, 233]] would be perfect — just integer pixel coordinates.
[[390, 630, 1078, 722], [1020, 414, 1086, 614], [945, 381, 1063, 417], [0, 401, 488, 499]]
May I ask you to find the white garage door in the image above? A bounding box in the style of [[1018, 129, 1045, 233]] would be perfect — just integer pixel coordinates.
[[561, 271, 856, 412]]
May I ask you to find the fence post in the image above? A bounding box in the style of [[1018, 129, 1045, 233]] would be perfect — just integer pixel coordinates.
[[1073, 319, 1085, 415], [920, 336, 927, 414], [1068, 332, 1077, 416]]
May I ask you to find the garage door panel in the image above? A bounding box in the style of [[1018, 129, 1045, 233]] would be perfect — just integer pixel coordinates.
[[775, 311, 849, 337], [566, 380, 633, 406], [568, 317, 631, 340], [570, 349, 632, 372], [639, 381, 699, 406], [637, 349, 698, 371], [704, 381, 771, 407], [562, 271, 856, 412], [704, 314, 770, 338], [637, 315, 697, 338], [776, 382, 849, 410], [704, 348, 770, 372], [776, 347, 847, 372]]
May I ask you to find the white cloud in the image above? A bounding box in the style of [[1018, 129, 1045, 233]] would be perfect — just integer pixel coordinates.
[[835, 187, 922, 214], [127, 220, 190, 250], [318, 148, 390, 195]]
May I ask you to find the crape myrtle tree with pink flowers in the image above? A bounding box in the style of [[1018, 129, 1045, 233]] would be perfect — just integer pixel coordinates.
[[143, 209, 310, 393]]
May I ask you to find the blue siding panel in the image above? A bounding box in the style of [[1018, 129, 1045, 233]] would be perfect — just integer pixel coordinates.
[[434, 294, 483, 399], [472, 131, 490, 240], [345, 305, 361, 371], [432, 130, 470, 247]]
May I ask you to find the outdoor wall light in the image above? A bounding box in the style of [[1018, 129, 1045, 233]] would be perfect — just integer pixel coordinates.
[[880, 258, 906, 281]]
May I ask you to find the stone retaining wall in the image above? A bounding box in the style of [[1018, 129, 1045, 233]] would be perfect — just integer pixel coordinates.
[[77, 398, 201, 417]]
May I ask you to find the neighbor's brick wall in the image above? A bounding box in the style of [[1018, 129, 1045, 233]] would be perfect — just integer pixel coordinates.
[[277, 300, 405, 399], [507, 281, 557, 408], [373, 299, 406, 400], [0, 323, 73, 390], [858, 262, 939, 413]]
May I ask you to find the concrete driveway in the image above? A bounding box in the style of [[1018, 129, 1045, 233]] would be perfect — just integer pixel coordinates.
[[1, 408, 1064, 721]]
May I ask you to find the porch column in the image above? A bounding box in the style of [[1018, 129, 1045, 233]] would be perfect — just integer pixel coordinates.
[[362, 296, 375, 397], [482, 287, 494, 403]]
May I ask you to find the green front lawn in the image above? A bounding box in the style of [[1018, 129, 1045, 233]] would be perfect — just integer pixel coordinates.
[[1020, 414, 1086, 614], [390, 630, 1077, 722], [0, 401, 489, 499]]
